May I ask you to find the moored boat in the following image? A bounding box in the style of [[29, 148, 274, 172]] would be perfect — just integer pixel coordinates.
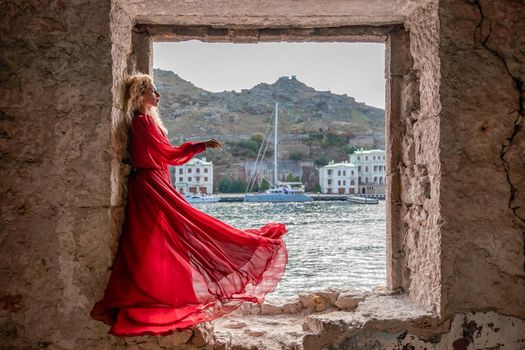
[[184, 193, 221, 203], [245, 182, 313, 202], [244, 102, 313, 203]]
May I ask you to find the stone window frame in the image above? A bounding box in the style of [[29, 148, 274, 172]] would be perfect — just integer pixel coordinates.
[[128, 23, 414, 300]]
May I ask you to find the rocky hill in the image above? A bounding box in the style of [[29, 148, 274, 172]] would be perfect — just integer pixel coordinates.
[[153, 68, 385, 189], [154, 68, 385, 145]]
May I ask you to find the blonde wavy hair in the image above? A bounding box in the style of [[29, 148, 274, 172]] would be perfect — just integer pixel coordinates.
[[124, 73, 168, 134]]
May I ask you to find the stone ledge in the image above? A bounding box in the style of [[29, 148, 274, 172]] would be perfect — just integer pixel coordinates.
[[212, 289, 439, 349], [211, 291, 525, 349]]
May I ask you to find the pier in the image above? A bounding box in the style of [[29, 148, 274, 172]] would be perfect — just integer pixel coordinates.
[[346, 196, 379, 204], [213, 194, 382, 203], [218, 196, 245, 202], [309, 194, 347, 201]]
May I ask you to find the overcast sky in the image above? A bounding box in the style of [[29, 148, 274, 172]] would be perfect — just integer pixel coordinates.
[[154, 41, 386, 109]]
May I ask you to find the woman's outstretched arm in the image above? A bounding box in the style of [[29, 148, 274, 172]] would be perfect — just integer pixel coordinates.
[[135, 115, 221, 166]]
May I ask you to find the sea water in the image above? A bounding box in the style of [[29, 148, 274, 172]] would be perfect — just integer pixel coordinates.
[[192, 200, 386, 298]]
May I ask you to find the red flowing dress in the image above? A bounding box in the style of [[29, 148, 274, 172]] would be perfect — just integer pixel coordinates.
[[90, 113, 288, 336]]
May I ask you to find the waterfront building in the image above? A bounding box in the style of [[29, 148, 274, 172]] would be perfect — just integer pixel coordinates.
[[319, 161, 359, 194], [349, 149, 386, 194], [169, 157, 214, 194], [318, 149, 386, 195]]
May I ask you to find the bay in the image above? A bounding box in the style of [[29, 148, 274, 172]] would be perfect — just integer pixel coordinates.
[[191, 200, 386, 298]]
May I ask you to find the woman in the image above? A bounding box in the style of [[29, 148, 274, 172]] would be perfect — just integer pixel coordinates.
[[90, 73, 288, 337]]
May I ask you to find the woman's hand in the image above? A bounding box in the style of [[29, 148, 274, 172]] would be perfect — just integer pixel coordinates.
[[204, 138, 222, 149]]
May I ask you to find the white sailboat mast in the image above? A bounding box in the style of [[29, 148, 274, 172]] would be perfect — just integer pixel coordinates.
[[274, 102, 278, 188]]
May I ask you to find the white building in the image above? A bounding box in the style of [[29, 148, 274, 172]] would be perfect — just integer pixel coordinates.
[[169, 157, 214, 194], [319, 161, 358, 194], [349, 149, 386, 194], [318, 149, 386, 195]]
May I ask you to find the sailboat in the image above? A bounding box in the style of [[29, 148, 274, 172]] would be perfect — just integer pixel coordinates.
[[244, 103, 313, 203]]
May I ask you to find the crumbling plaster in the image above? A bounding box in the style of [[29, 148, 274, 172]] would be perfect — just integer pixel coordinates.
[[437, 0, 525, 319]]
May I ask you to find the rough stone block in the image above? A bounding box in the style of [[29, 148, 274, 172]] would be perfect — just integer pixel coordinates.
[[298, 292, 312, 309], [190, 323, 214, 346], [335, 291, 365, 310], [311, 289, 340, 306], [158, 329, 193, 346], [282, 300, 303, 314], [310, 295, 328, 312], [261, 302, 284, 315]]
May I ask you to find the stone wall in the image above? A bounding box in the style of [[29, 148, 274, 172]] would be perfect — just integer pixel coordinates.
[[394, 0, 525, 320], [437, 0, 525, 319], [0, 0, 133, 348], [401, 0, 444, 315], [1, 0, 524, 348], [386, 0, 444, 316]]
